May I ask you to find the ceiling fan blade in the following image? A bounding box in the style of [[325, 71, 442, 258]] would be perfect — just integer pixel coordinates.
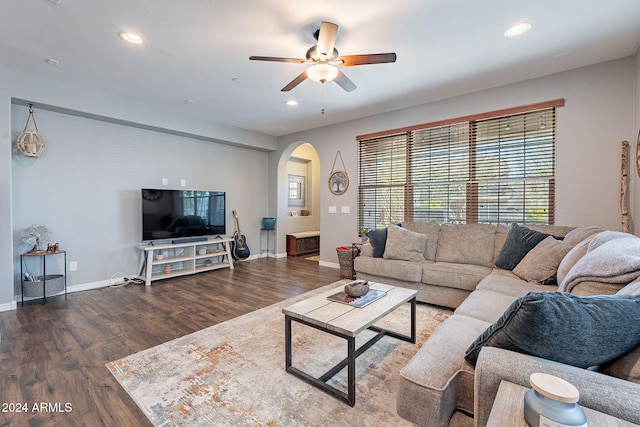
[[249, 56, 305, 64], [281, 71, 308, 92], [334, 70, 357, 92], [316, 21, 338, 59], [337, 53, 397, 66]]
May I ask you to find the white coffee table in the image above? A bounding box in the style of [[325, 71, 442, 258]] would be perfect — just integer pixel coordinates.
[[282, 281, 417, 406]]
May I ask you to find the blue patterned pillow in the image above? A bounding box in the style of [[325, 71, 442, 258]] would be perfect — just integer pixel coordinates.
[[465, 292, 640, 368]]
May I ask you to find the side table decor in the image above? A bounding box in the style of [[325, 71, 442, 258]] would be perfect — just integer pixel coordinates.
[[523, 373, 587, 427]]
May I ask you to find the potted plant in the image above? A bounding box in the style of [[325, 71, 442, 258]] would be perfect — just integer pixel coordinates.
[[359, 227, 369, 242]]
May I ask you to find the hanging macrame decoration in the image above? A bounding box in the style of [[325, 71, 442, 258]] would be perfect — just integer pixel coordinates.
[[17, 104, 45, 157], [328, 150, 349, 195]]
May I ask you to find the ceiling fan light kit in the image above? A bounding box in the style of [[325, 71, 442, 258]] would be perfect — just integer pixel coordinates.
[[306, 63, 338, 83], [250, 21, 396, 93]]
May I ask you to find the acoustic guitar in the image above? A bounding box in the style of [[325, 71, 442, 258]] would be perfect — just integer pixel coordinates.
[[232, 210, 250, 260]]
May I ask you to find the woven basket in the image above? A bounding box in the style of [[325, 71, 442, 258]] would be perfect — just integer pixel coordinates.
[[336, 246, 357, 279], [23, 274, 65, 297]]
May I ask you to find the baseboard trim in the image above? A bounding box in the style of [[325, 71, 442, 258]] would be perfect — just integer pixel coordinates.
[[319, 261, 339, 269], [0, 301, 17, 312]]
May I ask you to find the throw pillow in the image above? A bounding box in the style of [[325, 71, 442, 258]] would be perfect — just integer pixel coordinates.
[[495, 223, 551, 270], [367, 228, 389, 258], [383, 224, 427, 262], [562, 225, 604, 246], [464, 292, 640, 368], [512, 236, 573, 285]]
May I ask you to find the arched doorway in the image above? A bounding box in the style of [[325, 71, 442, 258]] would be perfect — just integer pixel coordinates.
[[275, 142, 320, 258]]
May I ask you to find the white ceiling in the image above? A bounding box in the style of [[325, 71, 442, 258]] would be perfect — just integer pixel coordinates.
[[2, 0, 640, 137]]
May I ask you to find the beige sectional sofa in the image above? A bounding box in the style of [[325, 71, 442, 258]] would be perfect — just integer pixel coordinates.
[[353, 222, 640, 426]]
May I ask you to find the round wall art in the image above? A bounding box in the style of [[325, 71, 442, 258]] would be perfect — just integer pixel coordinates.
[[329, 170, 349, 195], [328, 151, 349, 195]]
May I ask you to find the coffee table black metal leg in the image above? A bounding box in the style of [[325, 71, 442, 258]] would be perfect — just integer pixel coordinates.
[[285, 314, 294, 372], [347, 336, 356, 406]]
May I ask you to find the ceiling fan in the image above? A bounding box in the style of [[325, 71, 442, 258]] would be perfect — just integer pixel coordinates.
[[250, 21, 396, 92]]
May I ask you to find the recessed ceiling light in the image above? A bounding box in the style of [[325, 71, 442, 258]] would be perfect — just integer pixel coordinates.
[[285, 100, 299, 107], [119, 31, 144, 44], [504, 22, 531, 38]]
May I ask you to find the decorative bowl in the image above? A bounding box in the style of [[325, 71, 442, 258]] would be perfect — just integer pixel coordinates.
[[344, 280, 369, 297], [262, 217, 276, 229]]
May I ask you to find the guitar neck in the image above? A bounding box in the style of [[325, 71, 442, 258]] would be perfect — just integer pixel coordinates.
[[233, 210, 242, 234]]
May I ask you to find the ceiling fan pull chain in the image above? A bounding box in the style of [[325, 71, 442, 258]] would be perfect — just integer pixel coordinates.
[[321, 83, 326, 115]]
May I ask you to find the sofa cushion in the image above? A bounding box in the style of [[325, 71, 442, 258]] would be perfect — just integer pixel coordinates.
[[454, 290, 517, 323], [512, 236, 573, 284], [402, 221, 440, 261], [435, 224, 496, 266], [599, 344, 640, 384], [495, 224, 550, 270], [422, 262, 492, 291], [599, 279, 640, 384], [353, 256, 424, 282], [383, 224, 427, 262], [398, 314, 490, 425], [464, 292, 640, 368], [477, 270, 557, 297]]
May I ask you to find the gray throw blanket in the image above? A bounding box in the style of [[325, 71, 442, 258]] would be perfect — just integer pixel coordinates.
[[559, 231, 640, 293]]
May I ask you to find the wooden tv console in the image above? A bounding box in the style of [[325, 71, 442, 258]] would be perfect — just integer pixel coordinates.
[[136, 237, 234, 286]]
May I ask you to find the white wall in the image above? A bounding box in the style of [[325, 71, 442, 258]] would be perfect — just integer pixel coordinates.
[[1, 65, 275, 308], [10, 105, 269, 295], [277, 57, 638, 265]]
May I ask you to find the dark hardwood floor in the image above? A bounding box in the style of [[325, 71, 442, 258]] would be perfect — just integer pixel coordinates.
[[0, 256, 339, 427]]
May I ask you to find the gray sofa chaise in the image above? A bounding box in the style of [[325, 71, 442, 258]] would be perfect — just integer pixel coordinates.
[[354, 222, 640, 426]]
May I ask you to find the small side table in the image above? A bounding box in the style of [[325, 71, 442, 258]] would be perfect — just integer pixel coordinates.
[[487, 380, 637, 427], [20, 250, 67, 304], [260, 227, 276, 257]]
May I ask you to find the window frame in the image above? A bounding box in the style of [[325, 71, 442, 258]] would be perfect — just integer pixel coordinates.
[[357, 99, 564, 231]]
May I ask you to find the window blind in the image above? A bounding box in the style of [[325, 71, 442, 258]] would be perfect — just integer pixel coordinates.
[[358, 102, 558, 231]]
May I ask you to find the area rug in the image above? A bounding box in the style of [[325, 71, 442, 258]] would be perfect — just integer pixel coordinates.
[[106, 282, 451, 426]]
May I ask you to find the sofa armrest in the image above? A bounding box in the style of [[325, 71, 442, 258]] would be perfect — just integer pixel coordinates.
[[474, 347, 640, 427], [359, 243, 374, 257]]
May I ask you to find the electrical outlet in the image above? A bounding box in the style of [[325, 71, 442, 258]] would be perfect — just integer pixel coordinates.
[[180, 179, 187, 187], [162, 178, 168, 186], [69, 261, 78, 271]]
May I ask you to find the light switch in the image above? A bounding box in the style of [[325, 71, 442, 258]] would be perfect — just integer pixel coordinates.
[[341, 206, 350, 214], [162, 178, 168, 186], [328, 205, 337, 214]]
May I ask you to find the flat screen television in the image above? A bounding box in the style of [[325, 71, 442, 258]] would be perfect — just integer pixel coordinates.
[[141, 189, 225, 241]]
